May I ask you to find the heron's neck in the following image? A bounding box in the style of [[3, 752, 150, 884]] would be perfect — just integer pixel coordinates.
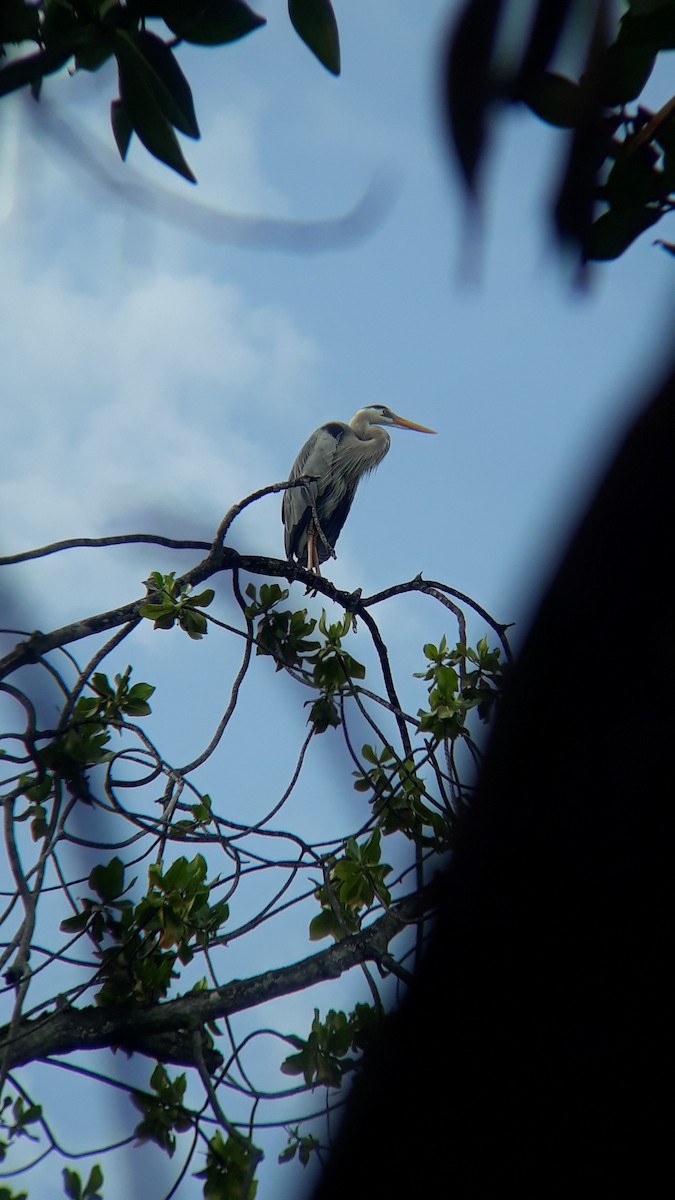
[[351, 419, 390, 447]]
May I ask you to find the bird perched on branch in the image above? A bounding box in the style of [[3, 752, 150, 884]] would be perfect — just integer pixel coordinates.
[[282, 405, 436, 574]]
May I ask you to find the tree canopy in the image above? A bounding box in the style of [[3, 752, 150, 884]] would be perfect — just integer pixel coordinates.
[[1, 488, 510, 1199]]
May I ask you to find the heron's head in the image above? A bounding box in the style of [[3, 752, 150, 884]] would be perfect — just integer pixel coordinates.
[[351, 405, 436, 435]]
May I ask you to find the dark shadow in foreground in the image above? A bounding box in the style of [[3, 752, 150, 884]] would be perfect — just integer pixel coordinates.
[[313, 358, 675, 1197]]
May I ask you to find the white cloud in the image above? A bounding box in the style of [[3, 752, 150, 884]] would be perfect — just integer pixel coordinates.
[[0, 248, 318, 550]]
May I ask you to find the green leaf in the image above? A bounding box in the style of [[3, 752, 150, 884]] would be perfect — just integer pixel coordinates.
[[361, 828, 382, 865], [190, 588, 215, 608], [139, 601, 175, 619], [308, 694, 340, 732], [309, 909, 341, 941], [62, 1169, 82, 1200], [12, 1100, 41, 1127], [163, 0, 266, 46], [83, 1164, 104, 1200], [90, 857, 125, 902], [289, 0, 341, 75], [361, 743, 379, 765], [280, 1050, 306, 1078], [180, 609, 208, 639], [21, 772, 53, 803], [193, 1129, 261, 1200], [60, 909, 92, 935]]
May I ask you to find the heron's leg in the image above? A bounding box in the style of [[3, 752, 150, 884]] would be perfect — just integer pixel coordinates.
[[307, 526, 322, 575], [306, 495, 335, 565]]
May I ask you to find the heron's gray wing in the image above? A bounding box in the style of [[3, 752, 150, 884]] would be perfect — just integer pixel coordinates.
[[282, 422, 351, 562]]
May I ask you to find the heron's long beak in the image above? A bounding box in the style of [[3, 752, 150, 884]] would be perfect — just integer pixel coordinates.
[[391, 414, 437, 434]]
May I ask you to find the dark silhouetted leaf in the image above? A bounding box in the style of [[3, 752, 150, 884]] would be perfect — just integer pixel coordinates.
[[512, 0, 575, 100], [620, 6, 675, 49], [605, 146, 666, 211], [585, 202, 662, 259], [288, 0, 341, 76], [442, 0, 505, 194], [117, 30, 199, 138], [163, 0, 266, 46], [524, 72, 583, 127], [601, 36, 656, 105], [114, 32, 196, 182], [553, 4, 613, 252], [90, 857, 126, 903], [0, 0, 40, 44], [110, 98, 133, 159], [74, 26, 114, 72]]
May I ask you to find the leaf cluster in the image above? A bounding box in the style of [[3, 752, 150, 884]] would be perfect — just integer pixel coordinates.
[[131, 1063, 192, 1157], [193, 1128, 261, 1200], [278, 1125, 322, 1168], [445, 0, 675, 262], [14, 666, 154, 836], [281, 1004, 378, 1089], [140, 571, 215, 639], [244, 587, 366, 733], [309, 829, 392, 942], [527, 1, 675, 260], [244, 583, 319, 670], [415, 634, 503, 738], [0, 1094, 42, 1166], [62, 1165, 104, 1200], [60, 854, 229, 1005], [353, 742, 449, 846], [0, 0, 341, 182]]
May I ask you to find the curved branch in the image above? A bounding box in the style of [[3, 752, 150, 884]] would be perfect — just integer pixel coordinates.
[[213, 479, 310, 548], [0, 533, 212, 567]]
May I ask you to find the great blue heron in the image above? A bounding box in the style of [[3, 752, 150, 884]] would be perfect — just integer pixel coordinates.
[[282, 405, 436, 574]]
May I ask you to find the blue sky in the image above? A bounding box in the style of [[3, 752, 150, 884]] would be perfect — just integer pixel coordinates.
[[1, 2, 674, 1197]]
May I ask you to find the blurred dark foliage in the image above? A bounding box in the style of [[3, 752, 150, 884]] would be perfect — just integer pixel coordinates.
[[3, 1, 674, 260], [441, 0, 675, 264]]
